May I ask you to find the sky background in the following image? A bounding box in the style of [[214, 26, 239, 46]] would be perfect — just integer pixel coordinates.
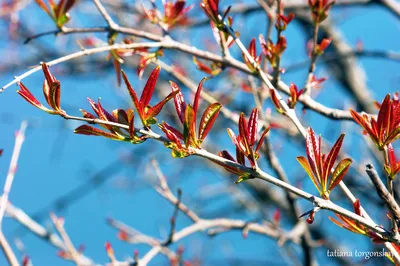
[[0, 0, 399, 265]]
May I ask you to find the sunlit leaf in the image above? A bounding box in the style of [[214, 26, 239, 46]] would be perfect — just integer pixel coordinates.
[[170, 81, 186, 124], [145, 90, 179, 120], [74, 125, 121, 140], [193, 78, 205, 115], [198, 102, 221, 141], [140, 66, 161, 109], [329, 158, 352, 191]]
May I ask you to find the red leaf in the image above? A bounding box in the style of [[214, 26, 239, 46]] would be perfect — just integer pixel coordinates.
[[238, 113, 250, 153], [269, 89, 284, 113], [128, 109, 135, 138], [377, 94, 391, 140], [219, 150, 235, 161], [140, 66, 161, 109], [74, 125, 120, 140], [236, 147, 245, 165], [160, 122, 184, 140], [193, 78, 206, 116], [48, 80, 62, 112], [322, 134, 344, 183], [247, 108, 258, 146], [113, 59, 122, 87], [17, 82, 43, 110], [122, 70, 144, 123], [353, 199, 362, 216], [297, 156, 321, 194], [388, 143, 397, 169], [42, 64, 56, 85], [306, 128, 321, 180], [170, 81, 187, 124], [183, 105, 197, 147], [146, 90, 179, 120], [255, 127, 270, 153], [80, 109, 96, 119], [249, 38, 256, 58], [198, 102, 221, 141], [193, 57, 213, 75], [329, 158, 352, 192]]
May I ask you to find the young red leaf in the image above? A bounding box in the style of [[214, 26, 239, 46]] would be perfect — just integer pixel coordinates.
[[249, 38, 256, 58], [306, 127, 321, 180], [183, 105, 197, 147], [247, 108, 258, 146], [329, 158, 352, 191], [198, 102, 222, 141], [140, 66, 161, 109], [48, 80, 62, 112], [160, 122, 184, 140], [377, 94, 391, 140], [193, 78, 206, 116], [113, 59, 122, 87], [269, 89, 284, 113], [145, 90, 179, 121], [17, 82, 44, 110], [322, 134, 345, 182], [193, 57, 213, 75], [255, 127, 270, 153], [219, 150, 235, 161], [170, 81, 187, 124], [236, 147, 245, 165], [74, 125, 121, 140], [297, 156, 321, 194], [112, 109, 129, 125], [128, 110, 135, 139], [80, 109, 96, 119], [122, 70, 144, 122], [42, 64, 56, 85], [96, 99, 116, 123]]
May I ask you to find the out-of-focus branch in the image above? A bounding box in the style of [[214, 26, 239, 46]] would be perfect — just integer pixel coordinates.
[[366, 164, 400, 227], [0, 121, 27, 266], [0, 121, 27, 224]]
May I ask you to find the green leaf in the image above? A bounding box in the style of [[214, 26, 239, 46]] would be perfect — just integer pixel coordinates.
[[235, 173, 252, 184], [56, 13, 70, 27], [198, 102, 221, 141], [329, 158, 352, 192]]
